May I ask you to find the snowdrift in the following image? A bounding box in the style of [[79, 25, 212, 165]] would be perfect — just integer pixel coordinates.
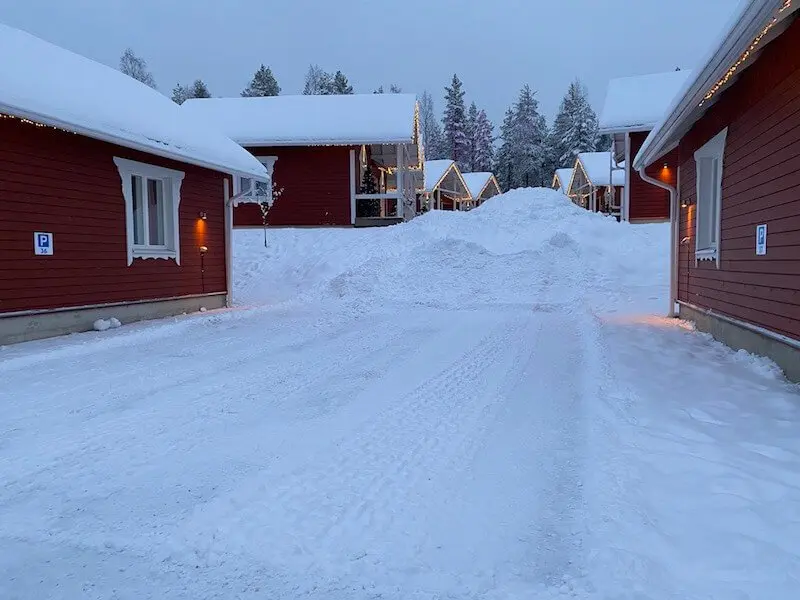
[[234, 188, 669, 314]]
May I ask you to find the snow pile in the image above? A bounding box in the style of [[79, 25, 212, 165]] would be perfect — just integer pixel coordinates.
[[92, 317, 122, 332], [234, 187, 669, 315]]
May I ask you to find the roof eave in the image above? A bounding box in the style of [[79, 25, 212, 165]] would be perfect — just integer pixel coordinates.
[[1, 102, 268, 180], [598, 124, 655, 135], [634, 0, 786, 169], [238, 137, 414, 148]]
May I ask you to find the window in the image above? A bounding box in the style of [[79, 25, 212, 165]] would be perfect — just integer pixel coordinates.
[[693, 128, 727, 264], [234, 156, 278, 205], [114, 157, 185, 265]]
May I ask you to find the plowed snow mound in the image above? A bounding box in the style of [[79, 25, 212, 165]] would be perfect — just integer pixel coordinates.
[[235, 187, 669, 313]]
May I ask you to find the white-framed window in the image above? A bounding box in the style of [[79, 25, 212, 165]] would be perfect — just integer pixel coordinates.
[[114, 157, 185, 265], [693, 128, 727, 264], [235, 156, 278, 205]]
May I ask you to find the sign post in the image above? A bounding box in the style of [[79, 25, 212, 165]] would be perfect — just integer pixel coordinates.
[[34, 232, 54, 256]]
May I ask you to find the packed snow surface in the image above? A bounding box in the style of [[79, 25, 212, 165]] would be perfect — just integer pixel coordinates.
[[577, 152, 625, 187], [181, 93, 418, 145], [598, 69, 693, 132], [2, 189, 798, 599], [0, 23, 267, 178]]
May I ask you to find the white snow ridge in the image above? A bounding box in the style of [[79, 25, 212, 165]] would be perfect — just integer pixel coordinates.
[[1, 188, 799, 599]]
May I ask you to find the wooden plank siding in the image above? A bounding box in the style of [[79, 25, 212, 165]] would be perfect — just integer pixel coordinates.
[[629, 131, 675, 221], [0, 117, 227, 314], [234, 146, 353, 227], [675, 16, 800, 341]]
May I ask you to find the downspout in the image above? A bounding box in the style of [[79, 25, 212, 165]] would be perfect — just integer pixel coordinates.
[[224, 178, 234, 307], [637, 167, 679, 318]]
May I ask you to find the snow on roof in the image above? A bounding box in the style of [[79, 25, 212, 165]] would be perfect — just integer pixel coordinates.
[[554, 168, 574, 194], [0, 23, 267, 179], [598, 70, 693, 133], [577, 152, 625, 187], [181, 94, 418, 146], [461, 172, 495, 198], [634, 0, 791, 169], [424, 160, 455, 192]]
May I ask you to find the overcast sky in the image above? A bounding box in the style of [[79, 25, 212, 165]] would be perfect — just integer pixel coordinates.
[[1, 0, 740, 123]]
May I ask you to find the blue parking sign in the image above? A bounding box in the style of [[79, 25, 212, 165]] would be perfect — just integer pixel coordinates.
[[755, 224, 767, 256], [34, 232, 54, 256]]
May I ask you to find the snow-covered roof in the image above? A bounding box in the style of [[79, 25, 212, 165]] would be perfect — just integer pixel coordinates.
[[0, 23, 267, 179], [598, 70, 693, 133], [576, 152, 625, 187], [635, 0, 795, 169], [554, 168, 574, 194], [424, 160, 455, 192], [181, 94, 419, 146], [462, 172, 497, 198]]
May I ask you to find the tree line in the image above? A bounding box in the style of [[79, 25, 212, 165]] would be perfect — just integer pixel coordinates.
[[120, 48, 606, 190]]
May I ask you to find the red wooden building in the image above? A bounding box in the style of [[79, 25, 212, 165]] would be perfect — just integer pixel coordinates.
[[0, 24, 268, 344], [599, 70, 693, 222], [181, 94, 422, 228], [633, 0, 800, 382]]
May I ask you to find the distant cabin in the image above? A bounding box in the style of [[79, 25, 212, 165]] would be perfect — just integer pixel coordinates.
[[633, 0, 800, 382], [599, 69, 692, 222], [551, 168, 574, 198], [0, 24, 267, 344], [462, 172, 501, 208], [567, 153, 624, 215], [181, 94, 422, 228], [422, 160, 472, 211]]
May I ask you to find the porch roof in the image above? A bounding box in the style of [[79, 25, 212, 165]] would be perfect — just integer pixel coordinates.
[[575, 152, 625, 187], [598, 70, 693, 133], [0, 23, 267, 179], [181, 93, 419, 147]]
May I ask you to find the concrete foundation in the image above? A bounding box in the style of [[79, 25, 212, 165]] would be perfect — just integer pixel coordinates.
[[0, 293, 227, 345], [679, 302, 800, 383]]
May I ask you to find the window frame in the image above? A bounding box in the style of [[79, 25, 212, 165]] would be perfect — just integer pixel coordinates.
[[693, 128, 727, 266], [234, 156, 278, 205], [114, 157, 185, 265]]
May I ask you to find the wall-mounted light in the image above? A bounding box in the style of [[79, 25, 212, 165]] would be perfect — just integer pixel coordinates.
[[198, 211, 207, 220], [199, 245, 208, 254]]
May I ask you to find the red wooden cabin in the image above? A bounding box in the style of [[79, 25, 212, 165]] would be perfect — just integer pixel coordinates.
[[633, 0, 800, 382], [181, 94, 422, 228], [0, 24, 267, 344], [599, 70, 692, 222]]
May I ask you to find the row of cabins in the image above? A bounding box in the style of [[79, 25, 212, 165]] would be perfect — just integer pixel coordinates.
[[561, 0, 800, 381], [0, 23, 501, 344]]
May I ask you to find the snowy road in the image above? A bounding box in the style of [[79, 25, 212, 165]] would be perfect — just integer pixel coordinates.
[[2, 190, 799, 599]]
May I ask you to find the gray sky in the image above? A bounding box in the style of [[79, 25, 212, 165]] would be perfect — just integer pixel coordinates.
[[1, 0, 740, 123]]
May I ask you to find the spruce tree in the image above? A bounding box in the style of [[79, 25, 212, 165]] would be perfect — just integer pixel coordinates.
[[190, 79, 211, 99], [360, 167, 379, 217], [420, 91, 445, 160], [242, 64, 281, 97], [442, 74, 468, 168], [550, 80, 600, 168], [329, 71, 354, 94], [495, 107, 516, 190], [473, 109, 495, 172], [119, 48, 157, 89], [510, 84, 548, 187], [303, 64, 332, 95], [171, 83, 191, 105], [465, 102, 480, 171]]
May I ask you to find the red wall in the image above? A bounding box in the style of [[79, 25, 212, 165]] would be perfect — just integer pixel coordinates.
[[234, 146, 352, 227], [0, 117, 227, 314], [629, 131, 675, 221], [676, 16, 800, 340]]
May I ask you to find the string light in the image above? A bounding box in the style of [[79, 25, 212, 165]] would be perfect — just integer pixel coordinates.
[[0, 112, 78, 134], [699, 0, 793, 107]]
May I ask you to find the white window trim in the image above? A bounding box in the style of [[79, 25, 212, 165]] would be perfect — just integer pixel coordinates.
[[693, 128, 727, 266], [234, 156, 277, 205], [114, 157, 185, 266]]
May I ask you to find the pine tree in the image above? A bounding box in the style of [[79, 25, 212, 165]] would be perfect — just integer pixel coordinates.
[[550, 80, 600, 169], [330, 70, 354, 94], [171, 83, 191, 105], [389, 84, 402, 93], [190, 79, 211, 99], [242, 64, 280, 97], [119, 48, 156, 89], [473, 109, 495, 172], [442, 74, 468, 168], [510, 84, 548, 187], [465, 102, 479, 171], [303, 64, 332, 95], [419, 91, 445, 160], [494, 107, 516, 191]]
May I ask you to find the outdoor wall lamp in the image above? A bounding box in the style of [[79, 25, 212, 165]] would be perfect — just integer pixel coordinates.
[[198, 211, 208, 220], [199, 245, 208, 254]]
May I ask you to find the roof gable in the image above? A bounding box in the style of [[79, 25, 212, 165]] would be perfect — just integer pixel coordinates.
[[575, 152, 625, 187], [0, 23, 267, 178], [181, 94, 419, 146], [462, 172, 494, 198]]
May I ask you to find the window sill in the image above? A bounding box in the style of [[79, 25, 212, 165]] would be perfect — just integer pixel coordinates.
[[132, 248, 178, 261], [695, 247, 718, 262]]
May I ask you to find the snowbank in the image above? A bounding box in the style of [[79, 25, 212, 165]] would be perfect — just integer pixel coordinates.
[[234, 187, 669, 315]]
